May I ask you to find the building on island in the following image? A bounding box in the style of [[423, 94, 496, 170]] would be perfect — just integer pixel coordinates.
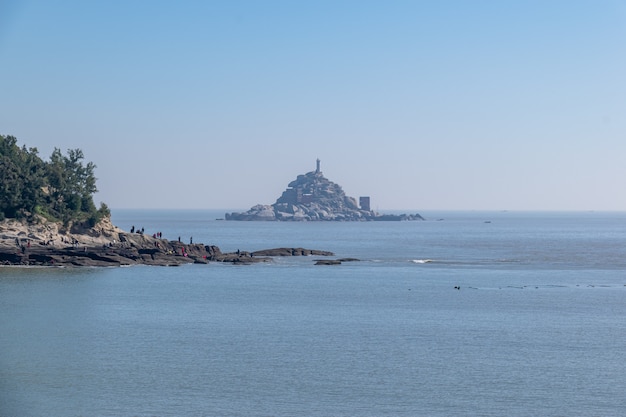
[[225, 158, 424, 221], [359, 196, 371, 211], [279, 160, 371, 209]]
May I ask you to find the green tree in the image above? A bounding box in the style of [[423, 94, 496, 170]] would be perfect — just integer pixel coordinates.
[[0, 135, 46, 218], [0, 135, 107, 224], [46, 147, 100, 222]]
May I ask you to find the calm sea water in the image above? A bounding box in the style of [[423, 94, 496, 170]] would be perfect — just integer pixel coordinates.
[[1, 210, 625, 416]]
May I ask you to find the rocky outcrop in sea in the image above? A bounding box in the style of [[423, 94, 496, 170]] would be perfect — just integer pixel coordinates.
[[0, 216, 334, 267], [226, 161, 423, 221]]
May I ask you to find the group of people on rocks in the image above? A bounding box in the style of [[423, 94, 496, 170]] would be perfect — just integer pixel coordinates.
[[130, 226, 172, 241], [128, 226, 197, 253], [130, 225, 145, 234], [177, 236, 194, 244], [13, 235, 85, 253]]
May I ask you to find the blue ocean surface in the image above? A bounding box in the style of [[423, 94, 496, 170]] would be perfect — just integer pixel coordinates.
[[1, 210, 625, 416]]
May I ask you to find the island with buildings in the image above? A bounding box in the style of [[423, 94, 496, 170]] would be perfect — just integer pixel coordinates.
[[226, 160, 423, 221]]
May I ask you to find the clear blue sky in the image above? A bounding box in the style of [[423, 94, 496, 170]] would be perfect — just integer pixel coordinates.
[[1, 0, 625, 211]]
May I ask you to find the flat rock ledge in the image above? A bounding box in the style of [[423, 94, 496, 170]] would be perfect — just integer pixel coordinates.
[[0, 219, 335, 267], [315, 258, 361, 265]]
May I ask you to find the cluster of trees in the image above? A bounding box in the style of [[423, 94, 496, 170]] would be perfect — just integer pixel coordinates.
[[0, 134, 109, 225]]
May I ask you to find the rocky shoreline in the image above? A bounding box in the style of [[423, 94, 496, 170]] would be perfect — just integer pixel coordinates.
[[0, 217, 335, 267]]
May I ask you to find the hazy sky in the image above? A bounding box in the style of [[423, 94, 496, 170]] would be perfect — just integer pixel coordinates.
[[1, 1, 625, 211]]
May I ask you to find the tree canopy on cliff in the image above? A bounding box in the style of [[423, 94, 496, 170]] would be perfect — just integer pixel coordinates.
[[0, 134, 109, 224]]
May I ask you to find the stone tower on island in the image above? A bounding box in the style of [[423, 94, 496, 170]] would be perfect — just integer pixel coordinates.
[[225, 160, 424, 221]]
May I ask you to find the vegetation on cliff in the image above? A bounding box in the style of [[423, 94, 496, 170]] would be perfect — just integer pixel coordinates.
[[0, 135, 109, 225]]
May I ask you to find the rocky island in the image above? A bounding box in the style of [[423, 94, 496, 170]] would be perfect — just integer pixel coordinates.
[[226, 160, 423, 221]]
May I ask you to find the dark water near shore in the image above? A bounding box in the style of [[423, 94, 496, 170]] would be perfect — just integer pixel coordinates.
[[2, 210, 626, 416]]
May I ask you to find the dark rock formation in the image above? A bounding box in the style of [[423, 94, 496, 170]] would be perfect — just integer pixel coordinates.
[[372, 214, 424, 221], [226, 161, 424, 221], [251, 248, 334, 257], [315, 260, 342, 265], [314, 258, 360, 265], [0, 219, 335, 267], [0, 238, 335, 267]]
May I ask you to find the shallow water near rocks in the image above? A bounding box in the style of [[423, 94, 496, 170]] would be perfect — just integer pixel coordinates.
[[1, 210, 625, 416]]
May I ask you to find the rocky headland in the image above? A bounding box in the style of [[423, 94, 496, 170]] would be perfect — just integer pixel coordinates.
[[0, 137, 341, 267], [0, 216, 335, 267], [226, 160, 423, 221]]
